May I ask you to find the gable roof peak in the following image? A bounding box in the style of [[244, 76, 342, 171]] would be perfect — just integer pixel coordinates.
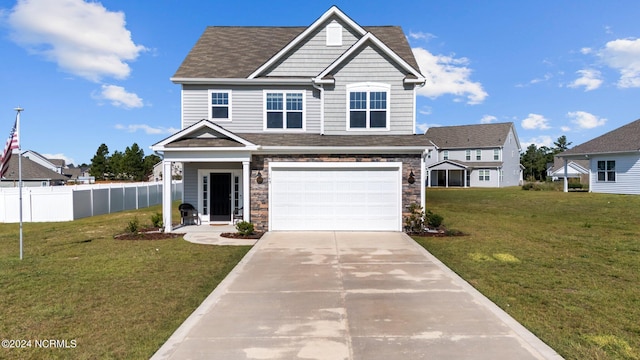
[[248, 6, 366, 79]]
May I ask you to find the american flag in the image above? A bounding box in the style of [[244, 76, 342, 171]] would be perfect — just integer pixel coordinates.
[[0, 120, 19, 177]]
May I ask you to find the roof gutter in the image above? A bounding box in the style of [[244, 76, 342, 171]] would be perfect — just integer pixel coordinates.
[[171, 77, 313, 85], [557, 149, 640, 158]]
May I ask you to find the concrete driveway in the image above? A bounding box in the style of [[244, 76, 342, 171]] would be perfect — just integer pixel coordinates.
[[151, 232, 562, 360]]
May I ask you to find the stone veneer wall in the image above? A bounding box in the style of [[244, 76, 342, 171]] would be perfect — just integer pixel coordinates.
[[249, 154, 422, 231]]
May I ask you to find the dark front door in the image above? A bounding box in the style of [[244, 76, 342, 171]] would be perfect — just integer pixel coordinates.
[[210, 173, 231, 221]]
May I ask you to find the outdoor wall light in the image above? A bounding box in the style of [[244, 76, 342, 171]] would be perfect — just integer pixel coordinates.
[[408, 169, 415, 184], [256, 171, 264, 184]]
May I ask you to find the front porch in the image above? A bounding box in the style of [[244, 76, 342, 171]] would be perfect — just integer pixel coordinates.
[[173, 223, 258, 246]]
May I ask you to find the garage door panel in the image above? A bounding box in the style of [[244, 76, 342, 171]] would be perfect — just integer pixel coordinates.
[[270, 167, 400, 231]]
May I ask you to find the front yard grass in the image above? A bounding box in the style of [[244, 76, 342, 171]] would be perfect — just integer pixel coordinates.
[[414, 188, 640, 360], [0, 203, 251, 359]]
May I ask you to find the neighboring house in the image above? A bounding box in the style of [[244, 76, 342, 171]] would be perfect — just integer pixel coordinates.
[[151, 161, 182, 182], [0, 155, 67, 187], [547, 157, 589, 183], [423, 123, 523, 188], [557, 118, 640, 194], [22, 150, 65, 174], [152, 6, 429, 232]]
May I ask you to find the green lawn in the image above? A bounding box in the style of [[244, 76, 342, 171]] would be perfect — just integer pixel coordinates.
[[0, 203, 251, 359], [414, 187, 640, 360]]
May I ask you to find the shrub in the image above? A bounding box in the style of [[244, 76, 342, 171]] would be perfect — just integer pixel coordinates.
[[151, 212, 163, 228], [568, 183, 583, 189], [126, 217, 139, 234], [425, 210, 444, 228], [235, 221, 254, 236], [403, 203, 424, 233]]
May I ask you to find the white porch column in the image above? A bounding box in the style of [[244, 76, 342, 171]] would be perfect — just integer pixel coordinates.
[[563, 158, 569, 193], [163, 160, 173, 233], [464, 169, 468, 187], [445, 170, 449, 188], [242, 161, 250, 222]]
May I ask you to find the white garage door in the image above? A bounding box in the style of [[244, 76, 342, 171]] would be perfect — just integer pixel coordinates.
[[270, 163, 401, 231]]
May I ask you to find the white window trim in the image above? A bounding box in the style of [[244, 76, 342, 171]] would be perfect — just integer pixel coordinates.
[[465, 150, 471, 161], [346, 82, 391, 131], [494, 149, 500, 161], [263, 90, 306, 131], [208, 89, 232, 122], [596, 160, 616, 182], [476, 149, 482, 161], [443, 150, 449, 160]]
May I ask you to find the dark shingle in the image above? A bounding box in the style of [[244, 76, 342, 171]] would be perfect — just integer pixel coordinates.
[[166, 133, 430, 148], [1, 156, 67, 181], [425, 123, 514, 149], [560, 119, 640, 156], [173, 26, 420, 79]]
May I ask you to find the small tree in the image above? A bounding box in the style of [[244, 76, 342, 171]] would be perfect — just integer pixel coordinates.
[[89, 143, 109, 180]]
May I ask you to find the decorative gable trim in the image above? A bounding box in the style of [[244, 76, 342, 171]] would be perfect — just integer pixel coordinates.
[[313, 32, 425, 85], [152, 119, 257, 150], [247, 6, 366, 79]]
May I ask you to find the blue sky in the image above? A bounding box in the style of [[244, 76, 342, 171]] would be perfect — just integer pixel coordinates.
[[1, 0, 639, 165]]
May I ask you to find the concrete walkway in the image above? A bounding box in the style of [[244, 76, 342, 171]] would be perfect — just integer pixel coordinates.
[[151, 232, 563, 360]]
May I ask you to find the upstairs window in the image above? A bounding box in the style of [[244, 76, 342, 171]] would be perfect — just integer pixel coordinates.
[[209, 90, 231, 121], [476, 149, 482, 161], [443, 150, 449, 160], [494, 149, 500, 160], [465, 150, 471, 161], [264, 91, 304, 130], [347, 83, 390, 130], [597, 160, 616, 182]]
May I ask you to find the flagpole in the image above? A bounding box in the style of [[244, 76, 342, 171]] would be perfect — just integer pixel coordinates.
[[15, 107, 23, 260]]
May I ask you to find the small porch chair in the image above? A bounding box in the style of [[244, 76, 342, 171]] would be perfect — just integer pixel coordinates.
[[178, 203, 200, 225]]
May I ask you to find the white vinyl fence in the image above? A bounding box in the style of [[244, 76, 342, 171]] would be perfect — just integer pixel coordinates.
[[0, 181, 182, 223]]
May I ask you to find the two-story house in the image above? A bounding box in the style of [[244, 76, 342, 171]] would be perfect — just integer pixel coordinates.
[[152, 7, 429, 232], [424, 123, 523, 187]]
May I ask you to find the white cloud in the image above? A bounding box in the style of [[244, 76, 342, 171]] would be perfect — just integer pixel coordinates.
[[522, 135, 553, 149], [580, 47, 593, 55], [408, 31, 437, 41], [561, 126, 571, 132], [41, 153, 75, 166], [96, 84, 143, 109], [480, 115, 497, 124], [7, 0, 146, 82], [115, 124, 178, 135], [599, 38, 640, 88], [567, 111, 607, 129], [418, 106, 432, 116], [521, 114, 550, 130], [568, 69, 603, 91], [412, 47, 488, 105], [530, 73, 553, 84]]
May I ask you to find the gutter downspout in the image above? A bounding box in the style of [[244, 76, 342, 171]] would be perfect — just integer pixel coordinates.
[[312, 81, 325, 135]]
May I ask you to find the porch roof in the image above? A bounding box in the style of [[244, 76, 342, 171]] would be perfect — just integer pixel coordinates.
[[164, 133, 432, 148], [427, 160, 503, 170]]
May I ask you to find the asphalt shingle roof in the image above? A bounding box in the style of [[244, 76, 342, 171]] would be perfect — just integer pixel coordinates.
[[424, 123, 514, 149], [1, 156, 67, 181], [166, 133, 430, 148], [560, 118, 640, 156], [173, 26, 419, 79]]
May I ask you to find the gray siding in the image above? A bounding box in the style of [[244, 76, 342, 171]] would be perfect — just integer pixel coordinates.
[[500, 128, 522, 187], [590, 154, 640, 195], [265, 18, 361, 77], [324, 45, 415, 135], [183, 163, 198, 207], [182, 85, 321, 133]]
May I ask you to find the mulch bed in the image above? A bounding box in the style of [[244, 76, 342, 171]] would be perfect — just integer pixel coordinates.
[[407, 228, 467, 237], [114, 228, 183, 240], [220, 232, 264, 240]]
